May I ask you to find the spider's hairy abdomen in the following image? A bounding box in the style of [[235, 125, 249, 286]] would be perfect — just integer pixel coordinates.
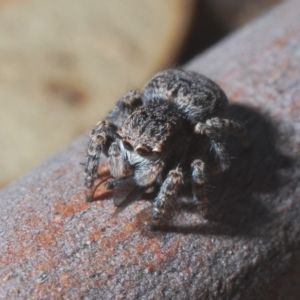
[[143, 69, 228, 123]]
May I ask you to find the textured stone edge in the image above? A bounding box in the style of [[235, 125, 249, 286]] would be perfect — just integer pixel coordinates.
[[1, 1, 300, 299]]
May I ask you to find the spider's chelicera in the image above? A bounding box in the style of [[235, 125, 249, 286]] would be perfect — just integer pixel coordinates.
[[84, 69, 248, 224]]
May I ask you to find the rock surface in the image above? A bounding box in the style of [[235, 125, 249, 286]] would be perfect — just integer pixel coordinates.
[[1, 0, 300, 299]]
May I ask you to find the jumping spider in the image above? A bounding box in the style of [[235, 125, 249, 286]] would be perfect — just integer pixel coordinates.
[[84, 69, 248, 225]]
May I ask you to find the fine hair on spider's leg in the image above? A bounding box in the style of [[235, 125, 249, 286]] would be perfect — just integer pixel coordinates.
[[151, 168, 184, 224], [194, 116, 248, 175], [206, 117, 249, 148], [191, 159, 209, 216], [195, 122, 231, 172]]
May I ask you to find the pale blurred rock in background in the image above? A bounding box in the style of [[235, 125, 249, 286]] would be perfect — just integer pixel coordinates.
[[0, 0, 193, 187]]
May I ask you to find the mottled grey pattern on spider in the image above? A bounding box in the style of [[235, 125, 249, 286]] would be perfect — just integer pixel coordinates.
[[84, 69, 248, 225]]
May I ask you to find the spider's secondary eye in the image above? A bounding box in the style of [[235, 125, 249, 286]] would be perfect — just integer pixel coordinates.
[[136, 145, 151, 156], [122, 140, 133, 151]]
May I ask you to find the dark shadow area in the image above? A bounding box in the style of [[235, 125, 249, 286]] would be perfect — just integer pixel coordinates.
[[176, 0, 283, 66], [151, 104, 293, 236], [176, 0, 229, 65]]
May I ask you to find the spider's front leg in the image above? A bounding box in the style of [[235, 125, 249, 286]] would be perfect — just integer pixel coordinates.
[[151, 168, 183, 225], [84, 120, 118, 202], [191, 159, 209, 217]]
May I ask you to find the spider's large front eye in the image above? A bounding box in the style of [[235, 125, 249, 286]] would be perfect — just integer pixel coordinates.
[[122, 140, 133, 151], [136, 145, 151, 157]]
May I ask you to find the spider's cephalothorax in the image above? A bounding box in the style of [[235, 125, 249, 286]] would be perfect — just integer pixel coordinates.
[[84, 69, 248, 224]]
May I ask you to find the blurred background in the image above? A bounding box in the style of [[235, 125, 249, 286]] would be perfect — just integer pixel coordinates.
[[0, 0, 282, 188]]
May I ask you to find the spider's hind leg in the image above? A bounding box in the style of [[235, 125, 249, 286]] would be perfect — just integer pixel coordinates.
[[207, 117, 249, 149], [195, 122, 230, 172], [195, 117, 248, 173], [105, 89, 143, 125]]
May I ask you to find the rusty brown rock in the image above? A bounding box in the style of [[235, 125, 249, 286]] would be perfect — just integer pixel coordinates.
[[1, 0, 300, 299]]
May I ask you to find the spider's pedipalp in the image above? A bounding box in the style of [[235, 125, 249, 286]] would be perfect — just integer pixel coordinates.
[[134, 160, 165, 187], [108, 142, 133, 179]]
